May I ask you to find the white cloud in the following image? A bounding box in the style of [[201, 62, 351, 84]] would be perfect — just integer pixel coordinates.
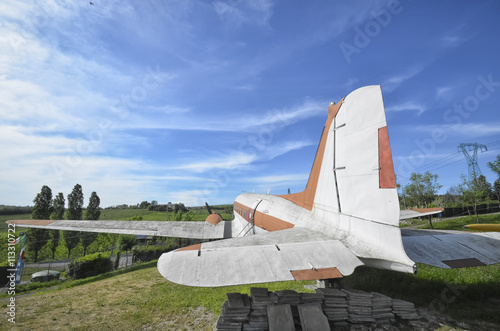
[[264, 140, 315, 160], [249, 174, 308, 184], [167, 138, 314, 174], [383, 66, 424, 93], [170, 152, 255, 173], [436, 86, 454, 98], [433, 123, 500, 137], [386, 101, 426, 115], [213, 0, 274, 28], [226, 99, 328, 131], [115, 98, 328, 132]]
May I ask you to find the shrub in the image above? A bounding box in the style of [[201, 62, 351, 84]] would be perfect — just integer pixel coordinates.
[[132, 245, 171, 263], [114, 251, 121, 270], [66, 252, 112, 279]]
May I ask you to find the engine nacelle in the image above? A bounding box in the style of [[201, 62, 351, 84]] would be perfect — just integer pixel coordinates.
[[205, 213, 223, 225]]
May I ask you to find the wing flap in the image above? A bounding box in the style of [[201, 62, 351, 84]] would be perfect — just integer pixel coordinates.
[[401, 229, 500, 268], [6, 219, 230, 239], [157, 228, 364, 287]]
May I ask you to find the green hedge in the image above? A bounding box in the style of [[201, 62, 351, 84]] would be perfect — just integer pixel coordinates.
[[66, 252, 113, 279], [132, 245, 171, 263]]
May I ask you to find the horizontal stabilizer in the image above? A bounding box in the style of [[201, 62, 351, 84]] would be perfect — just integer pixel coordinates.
[[157, 228, 364, 287], [401, 229, 500, 268], [6, 219, 231, 239], [399, 208, 443, 220]]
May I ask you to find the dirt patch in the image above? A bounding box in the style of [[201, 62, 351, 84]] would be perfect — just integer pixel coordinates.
[[325, 307, 499, 331], [141, 307, 217, 331]]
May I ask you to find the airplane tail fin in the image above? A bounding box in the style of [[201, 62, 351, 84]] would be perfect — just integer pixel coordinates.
[[282, 86, 400, 226]]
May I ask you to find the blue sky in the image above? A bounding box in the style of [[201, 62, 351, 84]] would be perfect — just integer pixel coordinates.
[[1, 0, 500, 207]]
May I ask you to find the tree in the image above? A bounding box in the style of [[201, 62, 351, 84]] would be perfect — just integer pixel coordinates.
[[174, 203, 188, 213], [108, 233, 120, 254], [63, 231, 80, 259], [139, 201, 150, 209], [49, 230, 60, 260], [81, 192, 101, 256], [66, 184, 84, 220], [48, 192, 65, 261], [118, 234, 137, 267], [443, 186, 460, 207], [86, 192, 101, 220], [458, 175, 488, 222], [494, 179, 500, 208], [31, 185, 53, 220], [49, 193, 65, 259], [51, 193, 65, 220], [403, 172, 442, 208], [65, 184, 84, 258], [475, 175, 493, 200], [487, 154, 500, 178], [28, 186, 53, 262]]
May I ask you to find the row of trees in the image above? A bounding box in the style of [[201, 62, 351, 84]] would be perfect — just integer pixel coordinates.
[[28, 184, 101, 262], [104, 201, 187, 212], [400, 154, 500, 222]]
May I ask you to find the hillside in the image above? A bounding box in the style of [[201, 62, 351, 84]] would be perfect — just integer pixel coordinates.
[[1, 263, 310, 330], [1, 215, 500, 329], [2, 261, 499, 330]]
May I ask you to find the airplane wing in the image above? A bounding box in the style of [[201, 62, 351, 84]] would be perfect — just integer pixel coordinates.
[[157, 227, 364, 287], [5, 219, 232, 239], [399, 208, 444, 220], [401, 228, 500, 268]]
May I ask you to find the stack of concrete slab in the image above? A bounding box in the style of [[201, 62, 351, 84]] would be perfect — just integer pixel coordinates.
[[371, 292, 395, 323], [243, 311, 268, 331], [243, 288, 277, 330], [392, 299, 421, 320], [342, 288, 376, 324], [300, 292, 324, 305], [274, 290, 302, 326], [215, 287, 421, 330], [267, 304, 295, 331], [315, 288, 349, 326], [216, 317, 242, 331], [249, 287, 278, 311], [217, 293, 251, 330], [275, 290, 301, 305], [298, 304, 331, 331]]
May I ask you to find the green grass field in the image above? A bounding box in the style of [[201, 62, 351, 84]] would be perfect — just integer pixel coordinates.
[[0, 213, 31, 234], [419, 213, 500, 231], [1, 262, 313, 330], [2, 259, 499, 329]]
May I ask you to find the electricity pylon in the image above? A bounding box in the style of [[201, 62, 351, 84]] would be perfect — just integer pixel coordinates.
[[457, 143, 488, 182]]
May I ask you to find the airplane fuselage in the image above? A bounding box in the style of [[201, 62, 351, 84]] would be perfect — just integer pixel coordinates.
[[233, 193, 416, 275]]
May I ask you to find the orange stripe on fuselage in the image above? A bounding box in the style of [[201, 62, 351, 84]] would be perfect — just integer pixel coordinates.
[[277, 100, 344, 211], [233, 201, 294, 232]]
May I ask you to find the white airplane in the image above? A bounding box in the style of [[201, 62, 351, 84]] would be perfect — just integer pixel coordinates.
[[8, 86, 500, 287]]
